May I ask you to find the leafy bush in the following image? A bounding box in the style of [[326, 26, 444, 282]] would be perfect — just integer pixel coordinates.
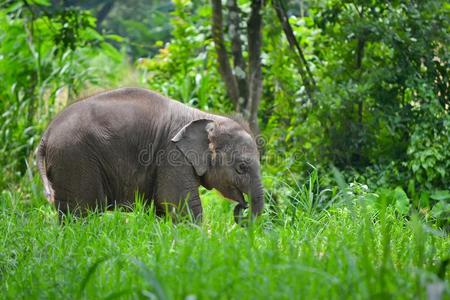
[[137, 1, 230, 112], [408, 99, 450, 191], [0, 1, 125, 189], [134, 0, 449, 216], [0, 0, 447, 223]]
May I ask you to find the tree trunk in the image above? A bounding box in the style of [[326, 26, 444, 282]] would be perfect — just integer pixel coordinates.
[[355, 37, 365, 165], [211, 0, 264, 136], [211, 0, 240, 109], [227, 0, 248, 109], [247, 0, 263, 135], [96, 1, 115, 32]]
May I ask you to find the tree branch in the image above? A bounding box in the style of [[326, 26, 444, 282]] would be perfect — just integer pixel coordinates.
[[272, 0, 315, 103], [211, 0, 240, 108], [96, 0, 115, 31]]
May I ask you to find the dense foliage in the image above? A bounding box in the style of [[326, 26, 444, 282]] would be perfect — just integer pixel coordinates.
[[136, 0, 449, 225], [0, 0, 126, 189], [0, 0, 448, 298]]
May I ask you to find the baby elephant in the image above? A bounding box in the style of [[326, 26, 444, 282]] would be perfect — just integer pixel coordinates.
[[36, 88, 264, 222]]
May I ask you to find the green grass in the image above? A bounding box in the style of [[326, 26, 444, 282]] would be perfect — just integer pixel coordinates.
[[0, 175, 448, 299]]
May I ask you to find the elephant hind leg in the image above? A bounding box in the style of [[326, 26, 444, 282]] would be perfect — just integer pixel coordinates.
[[53, 186, 107, 221], [49, 162, 107, 220]]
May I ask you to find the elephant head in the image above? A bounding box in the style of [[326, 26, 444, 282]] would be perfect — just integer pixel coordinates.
[[172, 118, 264, 220]]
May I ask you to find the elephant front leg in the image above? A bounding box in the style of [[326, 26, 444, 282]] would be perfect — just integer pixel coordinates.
[[155, 151, 204, 222], [187, 192, 203, 223], [175, 189, 203, 223], [156, 189, 203, 223], [155, 170, 203, 222]]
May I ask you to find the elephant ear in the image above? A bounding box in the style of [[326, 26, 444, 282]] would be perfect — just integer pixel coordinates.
[[171, 119, 216, 176]]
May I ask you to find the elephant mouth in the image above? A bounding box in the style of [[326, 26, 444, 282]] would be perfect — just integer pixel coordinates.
[[233, 188, 248, 224], [234, 187, 248, 207], [217, 186, 248, 224]]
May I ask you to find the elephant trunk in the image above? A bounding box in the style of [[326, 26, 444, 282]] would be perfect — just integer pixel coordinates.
[[234, 178, 264, 224], [250, 179, 264, 217]]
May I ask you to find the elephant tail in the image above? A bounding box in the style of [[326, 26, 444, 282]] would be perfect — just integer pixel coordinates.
[[36, 135, 55, 204]]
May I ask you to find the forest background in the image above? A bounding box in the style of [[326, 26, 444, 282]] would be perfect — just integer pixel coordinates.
[[0, 0, 448, 298]]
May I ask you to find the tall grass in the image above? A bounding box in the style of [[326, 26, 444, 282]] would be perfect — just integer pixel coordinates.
[[0, 172, 448, 299]]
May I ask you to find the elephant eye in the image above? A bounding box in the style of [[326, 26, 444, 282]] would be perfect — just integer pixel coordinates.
[[236, 162, 248, 174]]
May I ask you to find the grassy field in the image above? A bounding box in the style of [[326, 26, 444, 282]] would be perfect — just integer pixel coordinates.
[[0, 174, 449, 300]]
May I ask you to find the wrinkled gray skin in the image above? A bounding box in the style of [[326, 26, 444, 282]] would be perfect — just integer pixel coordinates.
[[36, 88, 264, 222]]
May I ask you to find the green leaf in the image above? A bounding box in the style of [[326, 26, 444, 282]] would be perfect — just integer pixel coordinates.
[[430, 190, 450, 202], [418, 191, 430, 208], [431, 201, 450, 222], [394, 187, 410, 215], [101, 43, 123, 62], [82, 27, 103, 41], [104, 34, 125, 42], [31, 0, 50, 6]]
